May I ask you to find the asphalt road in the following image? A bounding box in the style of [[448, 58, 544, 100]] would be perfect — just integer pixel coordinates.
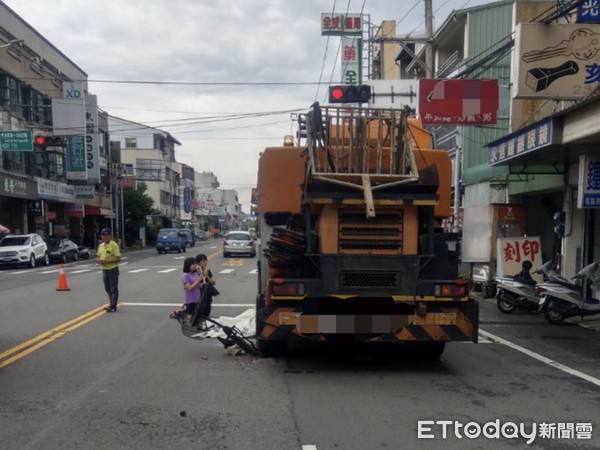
[[1, 243, 599, 449]]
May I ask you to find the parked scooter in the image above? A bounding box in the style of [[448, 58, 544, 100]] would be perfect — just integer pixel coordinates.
[[493, 259, 560, 314], [537, 261, 600, 324]]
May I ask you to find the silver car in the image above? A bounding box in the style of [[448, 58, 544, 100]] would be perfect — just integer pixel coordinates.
[[0, 233, 49, 268], [223, 231, 256, 258]]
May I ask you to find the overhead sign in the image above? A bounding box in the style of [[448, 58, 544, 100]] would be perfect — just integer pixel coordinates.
[[418, 79, 498, 125], [515, 23, 600, 99], [0, 130, 33, 152], [578, 154, 600, 208], [321, 13, 362, 36]]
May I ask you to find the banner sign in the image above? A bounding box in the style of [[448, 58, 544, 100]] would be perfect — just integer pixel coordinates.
[[66, 135, 87, 180], [496, 236, 543, 282], [515, 23, 600, 99], [321, 13, 362, 36], [577, 1, 600, 23], [75, 185, 95, 199], [0, 173, 37, 199], [27, 200, 43, 216], [488, 118, 560, 165], [577, 154, 600, 208], [341, 37, 361, 84], [418, 79, 498, 125], [85, 94, 101, 182], [35, 177, 76, 202]]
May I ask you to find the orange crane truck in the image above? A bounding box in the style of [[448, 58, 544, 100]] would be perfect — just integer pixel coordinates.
[[254, 103, 478, 357]]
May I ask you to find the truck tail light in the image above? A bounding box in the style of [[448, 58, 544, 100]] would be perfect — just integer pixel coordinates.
[[271, 278, 305, 296], [435, 279, 467, 297]]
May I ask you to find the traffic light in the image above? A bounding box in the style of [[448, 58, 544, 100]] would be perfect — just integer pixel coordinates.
[[296, 113, 307, 140], [328, 84, 371, 103], [34, 135, 66, 148]]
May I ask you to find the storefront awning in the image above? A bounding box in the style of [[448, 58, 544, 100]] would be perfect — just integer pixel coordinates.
[[84, 205, 115, 218]]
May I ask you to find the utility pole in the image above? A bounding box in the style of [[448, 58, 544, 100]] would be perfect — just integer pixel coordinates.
[[424, 0, 434, 78]]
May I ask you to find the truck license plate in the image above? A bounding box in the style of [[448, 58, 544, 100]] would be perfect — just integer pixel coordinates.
[[412, 313, 456, 325]]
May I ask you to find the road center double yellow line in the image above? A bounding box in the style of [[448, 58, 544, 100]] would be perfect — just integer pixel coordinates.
[[0, 304, 108, 369], [0, 248, 224, 370]]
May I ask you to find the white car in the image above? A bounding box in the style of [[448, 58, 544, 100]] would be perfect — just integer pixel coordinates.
[[0, 233, 49, 268]]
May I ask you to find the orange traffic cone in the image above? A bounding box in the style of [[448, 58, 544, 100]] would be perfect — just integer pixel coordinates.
[[56, 263, 70, 291]]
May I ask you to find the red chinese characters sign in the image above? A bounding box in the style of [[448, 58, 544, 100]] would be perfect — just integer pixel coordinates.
[[496, 236, 543, 282], [321, 13, 362, 36], [418, 79, 499, 125]]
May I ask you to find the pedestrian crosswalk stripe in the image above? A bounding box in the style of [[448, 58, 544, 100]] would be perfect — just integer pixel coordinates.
[[70, 269, 92, 274], [127, 268, 149, 273], [157, 268, 178, 273], [249, 269, 258, 274], [219, 269, 235, 274], [120, 262, 129, 266], [40, 270, 59, 274]]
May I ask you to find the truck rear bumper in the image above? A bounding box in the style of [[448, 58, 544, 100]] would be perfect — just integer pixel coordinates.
[[257, 299, 479, 344]]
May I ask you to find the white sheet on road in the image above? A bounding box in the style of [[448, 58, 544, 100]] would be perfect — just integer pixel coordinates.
[[191, 307, 256, 340]]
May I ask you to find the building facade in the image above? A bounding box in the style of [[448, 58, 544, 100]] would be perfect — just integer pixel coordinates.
[[0, 1, 113, 246]]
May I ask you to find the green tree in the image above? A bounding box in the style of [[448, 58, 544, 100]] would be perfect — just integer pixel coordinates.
[[123, 182, 156, 242]]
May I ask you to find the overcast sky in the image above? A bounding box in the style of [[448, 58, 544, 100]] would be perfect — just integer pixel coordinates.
[[4, 0, 493, 213]]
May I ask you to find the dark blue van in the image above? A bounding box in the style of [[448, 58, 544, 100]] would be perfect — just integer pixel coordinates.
[[156, 228, 186, 254]]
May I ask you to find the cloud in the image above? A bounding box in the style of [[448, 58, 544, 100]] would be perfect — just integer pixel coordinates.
[[4, 0, 492, 211]]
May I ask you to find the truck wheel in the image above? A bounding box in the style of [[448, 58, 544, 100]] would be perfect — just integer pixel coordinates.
[[496, 291, 516, 314], [257, 339, 287, 357]]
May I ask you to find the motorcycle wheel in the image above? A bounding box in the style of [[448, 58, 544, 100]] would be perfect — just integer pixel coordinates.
[[544, 306, 565, 325], [496, 292, 516, 314]]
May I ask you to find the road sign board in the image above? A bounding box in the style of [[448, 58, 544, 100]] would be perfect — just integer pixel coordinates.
[[0, 130, 33, 151]]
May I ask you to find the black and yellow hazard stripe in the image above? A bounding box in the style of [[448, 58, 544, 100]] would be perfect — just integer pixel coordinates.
[[257, 300, 479, 344]]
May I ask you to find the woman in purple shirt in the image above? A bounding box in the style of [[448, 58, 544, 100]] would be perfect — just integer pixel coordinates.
[[182, 257, 203, 316]]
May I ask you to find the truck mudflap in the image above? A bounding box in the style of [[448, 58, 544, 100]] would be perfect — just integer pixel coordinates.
[[257, 299, 479, 344]]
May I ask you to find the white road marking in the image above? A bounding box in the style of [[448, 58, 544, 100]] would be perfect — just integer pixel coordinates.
[[302, 446, 317, 450], [127, 268, 149, 273], [40, 270, 59, 274], [219, 269, 235, 274], [157, 268, 178, 273], [9, 270, 31, 275], [120, 262, 129, 266], [173, 256, 186, 260], [249, 269, 258, 274], [70, 269, 91, 274], [479, 329, 600, 388]]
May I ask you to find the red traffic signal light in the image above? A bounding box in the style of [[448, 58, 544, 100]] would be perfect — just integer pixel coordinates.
[[328, 84, 371, 104], [34, 135, 66, 148]]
